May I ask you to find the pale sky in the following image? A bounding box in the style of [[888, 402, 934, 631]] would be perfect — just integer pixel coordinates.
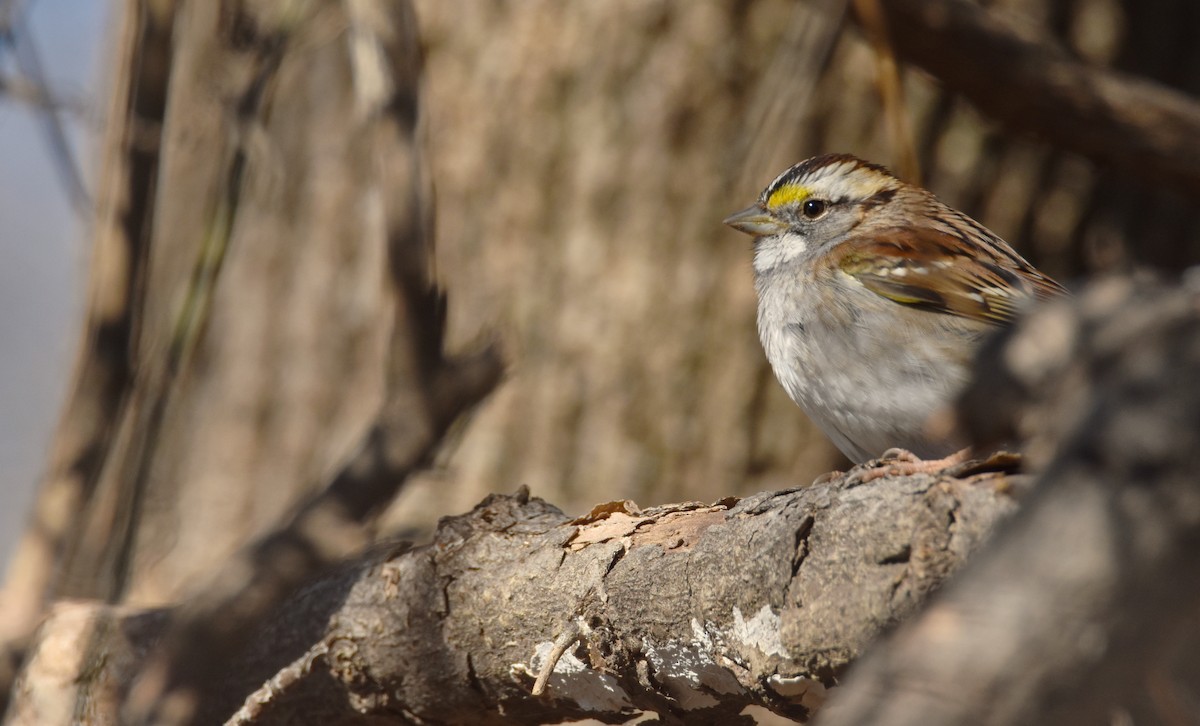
[[0, 0, 109, 571]]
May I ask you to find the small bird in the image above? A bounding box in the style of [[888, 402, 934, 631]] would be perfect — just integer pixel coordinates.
[[725, 154, 1066, 464]]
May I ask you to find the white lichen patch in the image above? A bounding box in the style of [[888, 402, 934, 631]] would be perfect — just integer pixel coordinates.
[[641, 636, 745, 710], [732, 605, 789, 658], [511, 641, 634, 712], [530, 640, 586, 673], [690, 617, 714, 651]]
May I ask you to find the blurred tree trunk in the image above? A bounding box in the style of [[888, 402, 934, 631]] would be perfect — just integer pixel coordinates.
[[5, 0, 424, 616], [0, 0, 173, 658], [392, 0, 856, 534], [60, 0, 413, 605], [389, 0, 1200, 538]]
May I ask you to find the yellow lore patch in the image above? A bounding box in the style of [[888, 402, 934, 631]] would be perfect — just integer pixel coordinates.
[[765, 183, 810, 211]]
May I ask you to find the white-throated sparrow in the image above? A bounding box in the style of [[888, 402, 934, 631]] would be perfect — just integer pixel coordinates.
[[725, 154, 1066, 463]]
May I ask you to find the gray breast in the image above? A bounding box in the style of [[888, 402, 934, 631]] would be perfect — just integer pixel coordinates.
[[754, 266, 973, 461]]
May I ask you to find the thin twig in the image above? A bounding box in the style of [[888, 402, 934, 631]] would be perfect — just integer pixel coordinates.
[[532, 618, 589, 697], [224, 641, 330, 726], [3, 6, 91, 213]]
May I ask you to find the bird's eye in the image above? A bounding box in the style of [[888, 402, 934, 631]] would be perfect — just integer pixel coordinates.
[[802, 199, 827, 219]]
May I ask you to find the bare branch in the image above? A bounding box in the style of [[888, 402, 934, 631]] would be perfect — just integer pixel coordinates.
[[868, 0, 1200, 199], [1, 6, 91, 211], [11, 462, 1018, 725]]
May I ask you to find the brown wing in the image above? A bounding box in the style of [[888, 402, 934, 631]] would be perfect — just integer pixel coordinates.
[[836, 225, 1067, 325]]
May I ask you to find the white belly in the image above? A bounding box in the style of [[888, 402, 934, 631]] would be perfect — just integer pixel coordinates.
[[755, 269, 976, 462]]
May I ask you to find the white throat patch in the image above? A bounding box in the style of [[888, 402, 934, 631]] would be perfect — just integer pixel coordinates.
[[753, 232, 809, 274]]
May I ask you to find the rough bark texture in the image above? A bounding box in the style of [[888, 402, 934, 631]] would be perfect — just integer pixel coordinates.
[[8, 460, 1021, 725]]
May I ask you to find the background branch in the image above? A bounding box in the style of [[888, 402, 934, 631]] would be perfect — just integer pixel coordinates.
[[869, 0, 1200, 199]]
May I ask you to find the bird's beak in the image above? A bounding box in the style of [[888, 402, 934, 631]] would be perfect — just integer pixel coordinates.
[[723, 204, 787, 236]]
